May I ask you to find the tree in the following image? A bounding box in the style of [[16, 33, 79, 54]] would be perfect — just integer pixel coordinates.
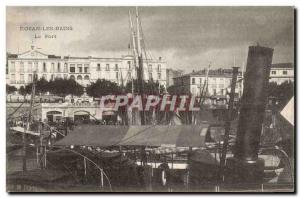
[[19, 86, 27, 101], [66, 78, 84, 97], [25, 78, 84, 97], [6, 84, 17, 94], [36, 77, 49, 94], [267, 81, 294, 109], [86, 79, 121, 98], [125, 79, 165, 95]]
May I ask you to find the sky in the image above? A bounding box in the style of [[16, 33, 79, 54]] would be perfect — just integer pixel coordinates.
[[6, 6, 294, 72]]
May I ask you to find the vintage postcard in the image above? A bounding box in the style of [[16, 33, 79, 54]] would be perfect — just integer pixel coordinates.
[[6, 6, 294, 192]]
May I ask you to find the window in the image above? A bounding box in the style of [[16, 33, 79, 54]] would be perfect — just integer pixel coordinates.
[[283, 70, 287, 75], [20, 74, 24, 83], [77, 75, 82, 80], [128, 72, 131, 79], [115, 64, 118, 71], [43, 74, 47, 80], [28, 62, 32, 72], [51, 63, 55, 72], [70, 75, 75, 80], [64, 63, 68, 72], [10, 74, 15, 83], [97, 64, 101, 71], [213, 89, 217, 95], [148, 64, 152, 71], [84, 75, 89, 80], [127, 61, 131, 69], [28, 74, 33, 82], [116, 72, 119, 79], [84, 64, 89, 73], [34, 62, 38, 72], [51, 74, 55, 81], [219, 84, 224, 89], [106, 64, 110, 71], [10, 62, 15, 72], [199, 78, 202, 85], [192, 78, 195, 84], [271, 71, 276, 75], [57, 63, 61, 72], [63, 74, 68, 79], [43, 63, 47, 72], [157, 64, 161, 71], [78, 64, 82, 73], [20, 62, 24, 73], [149, 72, 153, 80], [70, 64, 75, 73], [158, 72, 161, 80]]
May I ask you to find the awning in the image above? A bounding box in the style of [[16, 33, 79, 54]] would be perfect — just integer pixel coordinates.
[[54, 124, 209, 148]]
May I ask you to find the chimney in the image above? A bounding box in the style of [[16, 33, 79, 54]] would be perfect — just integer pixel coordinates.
[[225, 45, 274, 185]]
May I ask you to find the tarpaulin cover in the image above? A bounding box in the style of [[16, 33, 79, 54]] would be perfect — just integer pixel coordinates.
[[54, 124, 209, 147]]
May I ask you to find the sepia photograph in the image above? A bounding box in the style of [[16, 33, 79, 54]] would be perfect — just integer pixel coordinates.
[[5, 6, 295, 192]]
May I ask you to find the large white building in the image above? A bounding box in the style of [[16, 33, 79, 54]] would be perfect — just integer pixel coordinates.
[[173, 69, 243, 97], [6, 46, 167, 88], [269, 63, 294, 84], [173, 63, 294, 98]]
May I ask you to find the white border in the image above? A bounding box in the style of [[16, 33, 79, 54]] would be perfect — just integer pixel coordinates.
[[1, 0, 298, 197]]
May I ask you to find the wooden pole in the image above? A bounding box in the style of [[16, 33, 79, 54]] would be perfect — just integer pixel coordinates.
[[219, 67, 239, 182], [101, 170, 104, 188], [22, 71, 37, 171], [44, 145, 47, 168]]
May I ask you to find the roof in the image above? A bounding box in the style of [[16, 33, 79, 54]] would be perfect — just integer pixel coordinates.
[[175, 68, 242, 79], [7, 53, 18, 58], [54, 124, 209, 147], [271, 63, 293, 69], [7, 49, 164, 62]]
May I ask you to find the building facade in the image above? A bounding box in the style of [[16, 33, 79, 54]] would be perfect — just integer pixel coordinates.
[[173, 69, 243, 97], [269, 63, 294, 84], [6, 46, 167, 88], [173, 63, 294, 98], [166, 68, 184, 87]]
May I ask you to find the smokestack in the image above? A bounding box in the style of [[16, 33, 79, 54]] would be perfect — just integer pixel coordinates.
[[225, 45, 273, 185]]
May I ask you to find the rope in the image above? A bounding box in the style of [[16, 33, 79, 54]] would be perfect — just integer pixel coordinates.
[[50, 146, 113, 191]]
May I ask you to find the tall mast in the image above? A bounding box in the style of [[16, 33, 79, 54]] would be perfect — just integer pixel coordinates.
[[129, 11, 138, 69], [136, 7, 142, 58], [128, 11, 137, 94], [199, 63, 211, 106], [135, 7, 145, 125]]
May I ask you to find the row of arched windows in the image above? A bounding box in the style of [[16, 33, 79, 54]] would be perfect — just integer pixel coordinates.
[[69, 75, 90, 80]]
